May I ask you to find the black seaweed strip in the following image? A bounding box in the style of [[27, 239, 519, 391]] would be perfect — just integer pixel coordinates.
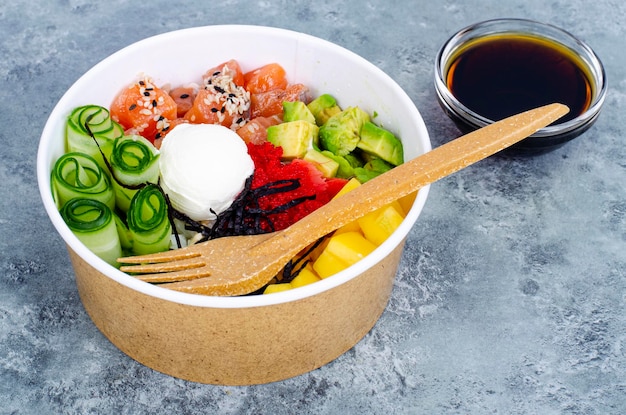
[[250, 194, 317, 215], [280, 236, 327, 283], [198, 176, 318, 242], [84, 115, 145, 191], [159, 183, 183, 249]]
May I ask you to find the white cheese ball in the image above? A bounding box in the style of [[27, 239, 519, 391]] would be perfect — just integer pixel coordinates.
[[159, 123, 254, 221]]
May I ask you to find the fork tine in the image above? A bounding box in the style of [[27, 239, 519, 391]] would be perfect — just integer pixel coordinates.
[[119, 255, 207, 275], [118, 248, 201, 265], [132, 265, 213, 283]]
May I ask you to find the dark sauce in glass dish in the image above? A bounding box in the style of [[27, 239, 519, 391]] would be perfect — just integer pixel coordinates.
[[446, 34, 593, 125]]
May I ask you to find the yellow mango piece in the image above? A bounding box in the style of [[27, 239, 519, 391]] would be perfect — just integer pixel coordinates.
[[331, 178, 363, 234], [334, 220, 362, 235], [300, 236, 330, 262], [313, 249, 349, 279], [398, 191, 417, 215], [389, 200, 407, 218], [358, 203, 405, 246], [290, 266, 322, 288], [332, 177, 361, 199], [324, 231, 377, 266], [263, 283, 292, 294]]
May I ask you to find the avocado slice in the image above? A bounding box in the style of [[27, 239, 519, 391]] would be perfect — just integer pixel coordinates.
[[283, 101, 316, 124], [321, 150, 356, 179], [304, 149, 339, 178], [307, 93, 342, 126], [319, 106, 370, 157], [354, 158, 394, 183], [267, 120, 319, 160], [356, 121, 404, 166]]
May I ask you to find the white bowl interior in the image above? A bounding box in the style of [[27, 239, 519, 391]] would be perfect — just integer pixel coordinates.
[[37, 25, 431, 308]]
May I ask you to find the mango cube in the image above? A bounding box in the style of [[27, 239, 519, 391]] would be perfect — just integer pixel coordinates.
[[263, 283, 292, 294], [327, 231, 377, 263], [290, 266, 322, 288], [300, 237, 330, 263], [398, 191, 416, 215], [331, 178, 362, 234], [334, 220, 362, 235], [313, 231, 376, 278], [357, 202, 405, 246], [313, 250, 348, 279], [332, 177, 361, 199]]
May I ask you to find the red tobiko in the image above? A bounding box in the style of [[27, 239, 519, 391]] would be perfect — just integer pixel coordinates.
[[247, 142, 348, 231]]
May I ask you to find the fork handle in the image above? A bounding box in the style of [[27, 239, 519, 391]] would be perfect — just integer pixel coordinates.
[[254, 103, 569, 254]]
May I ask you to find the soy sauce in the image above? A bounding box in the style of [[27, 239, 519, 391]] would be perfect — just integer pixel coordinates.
[[446, 34, 592, 124]]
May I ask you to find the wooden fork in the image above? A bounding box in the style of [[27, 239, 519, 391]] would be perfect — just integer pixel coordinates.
[[118, 103, 569, 296]]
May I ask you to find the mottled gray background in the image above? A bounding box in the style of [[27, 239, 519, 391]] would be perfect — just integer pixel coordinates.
[[1, 1, 625, 414]]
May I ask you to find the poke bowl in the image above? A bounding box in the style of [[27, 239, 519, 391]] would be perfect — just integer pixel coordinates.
[[37, 25, 431, 385]]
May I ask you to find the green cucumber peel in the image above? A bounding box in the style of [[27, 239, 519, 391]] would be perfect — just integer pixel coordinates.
[[111, 134, 160, 184], [127, 184, 172, 255], [60, 198, 122, 266], [66, 105, 123, 171], [114, 213, 134, 251], [110, 134, 160, 212], [51, 152, 115, 211]]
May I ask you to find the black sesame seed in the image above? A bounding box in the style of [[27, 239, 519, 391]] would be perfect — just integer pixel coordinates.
[[158, 115, 164, 121], [129, 104, 137, 111], [213, 71, 221, 76], [180, 93, 190, 99], [143, 91, 151, 97], [152, 99, 157, 107], [139, 80, 145, 86], [211, 108, 219, 113], [214, 86, 226, 94], [220, 106, 225, 113]]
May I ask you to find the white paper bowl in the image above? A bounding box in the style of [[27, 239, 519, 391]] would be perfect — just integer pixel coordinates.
[[37, 25, 431, 385]]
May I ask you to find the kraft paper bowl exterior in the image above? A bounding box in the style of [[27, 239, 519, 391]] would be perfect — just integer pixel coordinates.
[[37, 25, 431, 385]]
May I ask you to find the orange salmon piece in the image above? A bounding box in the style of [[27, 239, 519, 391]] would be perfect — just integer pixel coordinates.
[[203, 59, 245, 87], [110, 76, 178, 143], [169, 86, 197, 118], [244, 63, 288, 94], [185, 62, 251, 129], [236, 115, 283, 145], [249, 83, 311, 118]]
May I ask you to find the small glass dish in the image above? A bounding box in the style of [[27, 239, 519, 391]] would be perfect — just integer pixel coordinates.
[[434, 18, 607, 155]]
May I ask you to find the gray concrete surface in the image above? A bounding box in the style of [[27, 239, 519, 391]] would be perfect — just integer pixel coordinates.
[[1, 1, 625, 413]]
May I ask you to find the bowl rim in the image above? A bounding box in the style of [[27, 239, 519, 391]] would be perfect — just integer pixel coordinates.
[[434, 18, 607, 138], [37, 24, 431, 309]]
